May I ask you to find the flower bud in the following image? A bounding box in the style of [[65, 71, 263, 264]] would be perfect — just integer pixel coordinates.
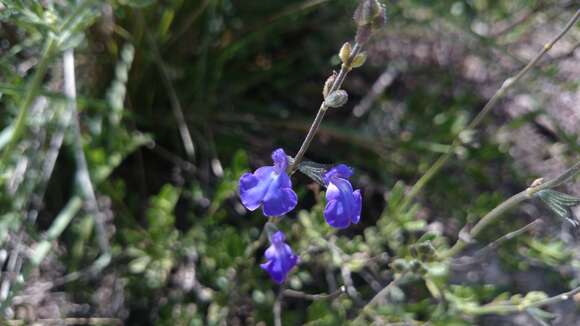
[[353, 1, 387, 44], [372, 5, 387, 29], [324, 90, 348, 108], [390, 258, 409, 273], [353, 0, 381, 26], [339, 42, 352, 64], [409, 259, 423, 273], [322, 71, 337, 98], [351, 52, 367, 68]]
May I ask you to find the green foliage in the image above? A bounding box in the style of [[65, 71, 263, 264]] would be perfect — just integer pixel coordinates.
[[126, 184, 180, 288], [1, 0, 579, 325]]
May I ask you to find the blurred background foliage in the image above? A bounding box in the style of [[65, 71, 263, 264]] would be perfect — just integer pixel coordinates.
[[0, 0, 579, 325]]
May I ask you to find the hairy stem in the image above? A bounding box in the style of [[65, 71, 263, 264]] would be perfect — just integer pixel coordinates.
[[290, 43, 362, 172]]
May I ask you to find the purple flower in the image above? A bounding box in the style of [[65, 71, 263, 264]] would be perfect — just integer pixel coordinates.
[[260, 231, 299, 284], [323, 164, 362, 229], [239, 148, 298, 217]]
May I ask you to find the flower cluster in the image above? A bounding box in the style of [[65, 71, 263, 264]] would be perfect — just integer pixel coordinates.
[[239, 148, 362, 284]]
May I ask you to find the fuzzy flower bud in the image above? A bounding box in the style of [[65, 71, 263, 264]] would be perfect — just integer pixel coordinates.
[[373, 5, 387, 29], [353, 0, 382, 26], [351, 52, 367, 68], [353, 0, 387, 44], [325, 90, 348, 108], [322, 71, 337, 98], [339, 42, 352, 64]]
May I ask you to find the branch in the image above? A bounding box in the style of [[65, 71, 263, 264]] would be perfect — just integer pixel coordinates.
[[65, 49, 111, 256], [531, 161, 580, 192], [399, 9, 580, 211], [352, 273, 407, 324], [443, 160, 580, 258], [453, 219, 542, 266], [283, 286, 345, 301], [328, 236, 362, 304], [463, 285, 580, 315]]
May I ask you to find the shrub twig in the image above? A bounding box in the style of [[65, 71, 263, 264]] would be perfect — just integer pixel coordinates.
[[443, 160, 580, 258], [461, 285, 580, 315]]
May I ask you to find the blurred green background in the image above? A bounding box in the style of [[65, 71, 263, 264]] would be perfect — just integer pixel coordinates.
[[1, 0, 579, 325]]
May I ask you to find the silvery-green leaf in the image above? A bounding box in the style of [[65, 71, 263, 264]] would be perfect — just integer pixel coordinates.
[[536, 189, 580, 227], [545, 191, 580, 206], [526, 307, 555, 320], [297, 161, 330, 186]]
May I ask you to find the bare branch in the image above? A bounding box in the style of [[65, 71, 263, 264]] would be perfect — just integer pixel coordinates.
[[283, 286, 345, 301]]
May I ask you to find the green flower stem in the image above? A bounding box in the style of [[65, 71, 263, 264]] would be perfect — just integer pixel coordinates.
[[399, 9, 580, 212]]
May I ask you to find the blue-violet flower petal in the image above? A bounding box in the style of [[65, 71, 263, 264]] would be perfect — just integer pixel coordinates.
[[239, 148, 298, 217], [260, 231, 299, 284], [323, 164, 362, 229]]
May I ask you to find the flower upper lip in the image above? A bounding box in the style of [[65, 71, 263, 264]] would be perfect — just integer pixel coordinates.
[[323, 164, 362, 229], [238, 148, 298, 217]]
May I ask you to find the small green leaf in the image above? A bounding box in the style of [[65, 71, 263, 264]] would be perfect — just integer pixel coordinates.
[[129, 255, 151, 273]]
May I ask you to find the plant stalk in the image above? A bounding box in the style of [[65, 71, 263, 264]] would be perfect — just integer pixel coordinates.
[[290, 43, 362, 172]]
